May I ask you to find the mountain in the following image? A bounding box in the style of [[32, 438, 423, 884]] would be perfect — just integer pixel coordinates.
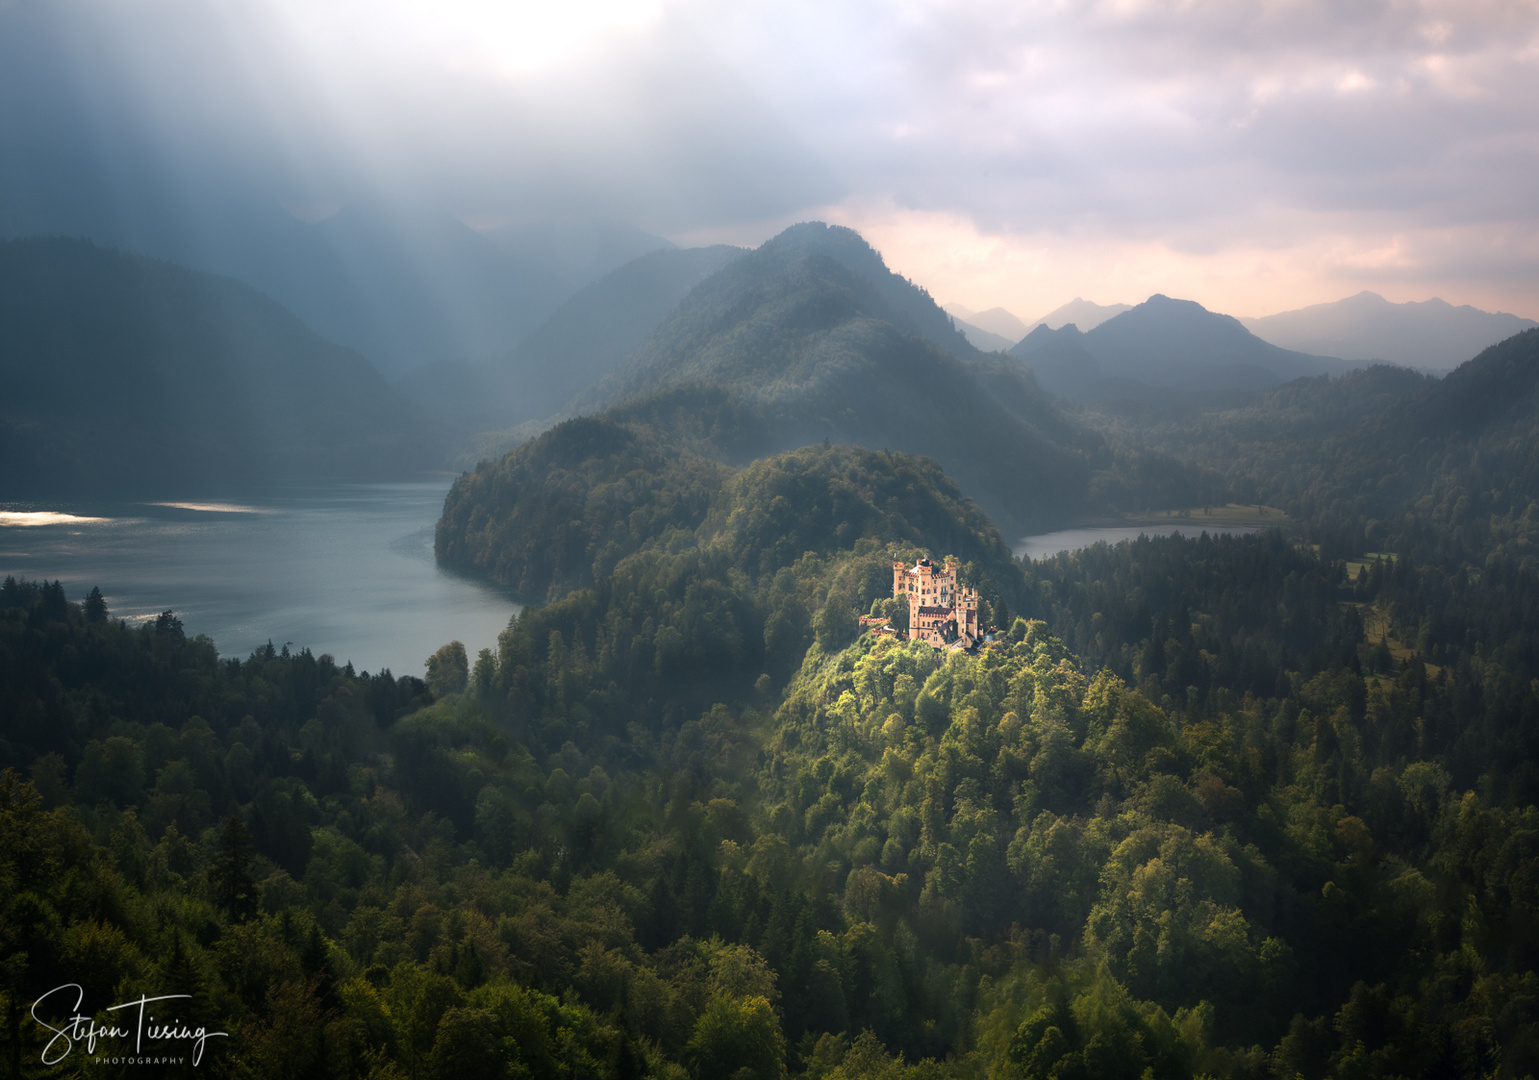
[[1241, 291, 1538, 372], [944, 303, 1031, 341], [584, 222, 997, 409], [572, 222, 1092, 533], [1101, 327, 1539, 568], [1007, 323, 1122, 402], [1013, 294, 1349, 401], [396, 245, 747, 442], [0, 238, 438, 495], [1027, 297, 1132, 333], [223, 204, 583, 379], [495, 245, 748, 421], [5, 198, 657, 379], [951, 316, 1016, 352], [480, 218, 675, 289]]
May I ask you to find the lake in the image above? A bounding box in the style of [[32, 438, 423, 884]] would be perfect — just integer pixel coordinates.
[[0, 480, 521, 677], [1016, 523, 1261, 561]]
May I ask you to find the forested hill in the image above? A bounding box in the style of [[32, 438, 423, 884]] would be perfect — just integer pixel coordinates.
[[18, 501, 1539, 1075], [436, 399, 1019, 606], [0, 238, 439, 495], [1107, 328, 1539, 567], [15, 325, 1539, 1078], [566, 223, 1101, 534], [580, 222, 989, 412]]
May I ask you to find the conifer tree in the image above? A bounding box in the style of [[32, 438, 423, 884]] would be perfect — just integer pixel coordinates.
[[209, 814, 257, 922]]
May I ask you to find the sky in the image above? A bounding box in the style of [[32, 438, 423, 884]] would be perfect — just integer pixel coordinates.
[[2, 0, 1536, 320]]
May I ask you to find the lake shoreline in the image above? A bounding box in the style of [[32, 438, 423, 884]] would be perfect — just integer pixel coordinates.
[[1016, 519, 1278, 561], [0, 480, 520, 676]]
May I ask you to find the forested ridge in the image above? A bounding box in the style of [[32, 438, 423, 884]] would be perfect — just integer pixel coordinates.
[[557, 223, 1217, 534], [11, 300, 1539, 1077], [15, 388, 1539, 1076], [1093, 328, 1539, 569]]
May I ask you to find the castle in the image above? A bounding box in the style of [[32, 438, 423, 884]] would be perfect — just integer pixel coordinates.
[[892, 556, 981, 650]]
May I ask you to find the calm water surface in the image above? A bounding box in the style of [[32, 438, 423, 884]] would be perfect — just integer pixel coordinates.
[[1017, 523, 1260, 561], [0, 480, 520, 677]]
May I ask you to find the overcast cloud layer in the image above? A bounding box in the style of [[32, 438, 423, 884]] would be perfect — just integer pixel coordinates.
[[2, 0, 1535, 319]]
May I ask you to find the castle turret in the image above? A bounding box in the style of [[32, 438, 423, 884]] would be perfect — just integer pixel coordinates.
[[890, 553, 980, 650]]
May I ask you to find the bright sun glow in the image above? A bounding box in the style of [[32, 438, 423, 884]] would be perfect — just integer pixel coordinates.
[[0, 512, 111, 527], [299, 0, 670, 77], [148, 502, 273, 514]]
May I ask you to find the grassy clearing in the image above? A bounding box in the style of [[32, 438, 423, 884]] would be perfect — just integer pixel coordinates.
[[1344, 551, 1398, 579], [1356, 598, 1443, 679]]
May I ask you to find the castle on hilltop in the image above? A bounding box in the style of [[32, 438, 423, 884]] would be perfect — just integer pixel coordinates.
[[892, 555, 981, 650]]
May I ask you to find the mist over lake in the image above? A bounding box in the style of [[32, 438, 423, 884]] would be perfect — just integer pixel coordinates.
[[0, 479, 518, 676]]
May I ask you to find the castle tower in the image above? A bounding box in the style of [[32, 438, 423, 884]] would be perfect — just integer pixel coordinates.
[[891, 554, 980, 649]]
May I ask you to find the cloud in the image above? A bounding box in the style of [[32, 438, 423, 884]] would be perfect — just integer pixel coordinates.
[[0, 0, 840, 236], [1, 0, 1535, 315]]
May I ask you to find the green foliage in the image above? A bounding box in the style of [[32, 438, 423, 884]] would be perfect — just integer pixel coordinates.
[[443, 440, 1021, 749], [685, 994, 787, 1080], [15, 316, 1539, 1080], [1095, 329, 1539, 570], [534, 220, 1176, 534], [210, 814, 258, 922], [426, 640, 470, 697]]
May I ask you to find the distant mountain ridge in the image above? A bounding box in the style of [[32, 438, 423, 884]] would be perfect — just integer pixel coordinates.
[[1113, 327, 1539, 568], [1012, 294, 1349, 402], [0, 238, 437, 494], [584, 222, 991, 406], [949, 316, 1016, 353], [1027, 298, 1132, 334], [398, 244, 746, 445], [6, 201, 674, 379], [567, 221, 1101, 532], [1242, 291, 1537, 372], [944, 304, 1031, 342], [480, 218, 675, 289]]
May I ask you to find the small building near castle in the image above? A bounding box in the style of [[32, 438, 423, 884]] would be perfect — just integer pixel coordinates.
[[892, 555, 980, 650]]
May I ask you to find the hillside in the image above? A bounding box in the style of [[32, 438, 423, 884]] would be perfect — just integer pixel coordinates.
[[480, 216, 675, 288], [15, 203, 662, 380], [0, 238, 438, 495], [944, 303, 1031, 341], [397, 245, 747, 438], [435, 392, 1019, 605], [1014, 294, 1349, 402], [498, 244, 748, 422], [575, 222, 1094, 533], [17, 483, 1539, 1077], [1242, 291, 1537, 371], [950, 316, 1016, 352], [1026, 296, 1131, 333], [1095, 328, 1539, 566]]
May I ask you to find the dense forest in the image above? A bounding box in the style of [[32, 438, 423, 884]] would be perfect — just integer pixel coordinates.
[[8, 221, 1539, 1077], [1090, 329, 1539, 570], [13, 353, 1539, 1077]]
